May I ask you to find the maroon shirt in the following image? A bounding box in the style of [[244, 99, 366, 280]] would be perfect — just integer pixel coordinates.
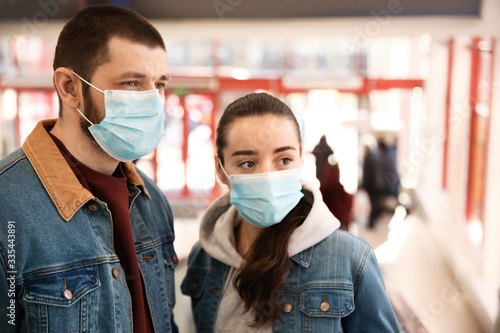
[[49, 133, 153, 333]]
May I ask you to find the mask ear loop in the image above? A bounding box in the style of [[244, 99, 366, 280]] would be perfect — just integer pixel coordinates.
[[71, 71, 104, 93], [76, 108, 94, 126], [217, 158, 230, 181], [71, 71, 102, 126]]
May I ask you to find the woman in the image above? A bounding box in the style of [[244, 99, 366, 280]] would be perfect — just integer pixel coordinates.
[[181, 93, 400, 332]]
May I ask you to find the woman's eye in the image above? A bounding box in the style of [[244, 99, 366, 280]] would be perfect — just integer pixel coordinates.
[[279, 158, 292, 165], [239, 161, 255, 169]]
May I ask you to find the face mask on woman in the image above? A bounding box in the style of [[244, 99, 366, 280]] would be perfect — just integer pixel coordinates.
[[219, 160, 304, 228]]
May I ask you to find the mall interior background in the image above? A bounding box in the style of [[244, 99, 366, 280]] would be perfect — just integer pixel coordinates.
[[1, 0, 500, 332]]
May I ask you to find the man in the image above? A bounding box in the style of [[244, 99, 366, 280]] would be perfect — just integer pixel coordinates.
[[361, 136, 400, 228], [0, 5, 177, 332]]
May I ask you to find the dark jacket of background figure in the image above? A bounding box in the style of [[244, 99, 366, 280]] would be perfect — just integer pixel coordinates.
[[362, 142, 400, 197], [361, 141, 400, 227]]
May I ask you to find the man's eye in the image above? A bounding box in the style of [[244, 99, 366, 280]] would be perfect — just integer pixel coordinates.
[[156, 83, 166, 90], [125, 81, 136, 87]]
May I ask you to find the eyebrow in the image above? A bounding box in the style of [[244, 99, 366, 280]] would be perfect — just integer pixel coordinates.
[[117, 72, 171, 82], [230, 146, 296, 157], [161, 73, 172, 82], [231, 150, 256, 157], [274, 146, 296, 154]]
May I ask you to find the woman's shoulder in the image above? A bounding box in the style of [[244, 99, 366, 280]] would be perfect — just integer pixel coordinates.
[[329, 229, 372, 245], [186, 241, 228, 272], [291, 230, 377, 289], [314, 230, 374, 262], [186, 241, 209, 265]]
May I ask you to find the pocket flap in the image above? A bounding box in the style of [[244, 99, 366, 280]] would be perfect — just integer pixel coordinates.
[[300, 285, 354, 317], [23, 265, 100, 307], [180, 268, 205, 298]]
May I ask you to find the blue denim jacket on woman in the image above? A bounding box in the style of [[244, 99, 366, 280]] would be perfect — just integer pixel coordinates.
[[181, 191, 400, 332], [0, 120, 178, 333]]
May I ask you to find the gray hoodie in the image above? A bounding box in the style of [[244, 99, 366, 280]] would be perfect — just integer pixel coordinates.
[[199, 181, 340, 332]]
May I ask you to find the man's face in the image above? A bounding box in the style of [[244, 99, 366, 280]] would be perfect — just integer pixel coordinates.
[[79, 36, 169, 137]]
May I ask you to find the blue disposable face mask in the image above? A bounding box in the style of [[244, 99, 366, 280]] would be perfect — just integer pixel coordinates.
[[72, 71, 166, 162], [219, 160, 304, 228]]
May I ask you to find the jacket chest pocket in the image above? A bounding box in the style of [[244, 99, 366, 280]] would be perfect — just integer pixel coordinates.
[[22, 265, 100, 333], [287, 285, 354, 333]]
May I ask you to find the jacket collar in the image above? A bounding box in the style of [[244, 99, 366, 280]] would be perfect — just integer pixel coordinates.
[[23, 119, 150, 221], [290, 247, 314, 267]]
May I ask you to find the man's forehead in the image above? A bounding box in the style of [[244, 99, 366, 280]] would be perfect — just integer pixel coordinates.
[[94, 38, 167, 77], [106, 37, 165, 60]]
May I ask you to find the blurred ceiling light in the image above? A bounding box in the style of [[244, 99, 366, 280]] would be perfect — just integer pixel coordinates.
[[475, 103, 489, 117], [412, 86, 423, 98], [231, 68, 251, 80], [477, 40, 492, 52]]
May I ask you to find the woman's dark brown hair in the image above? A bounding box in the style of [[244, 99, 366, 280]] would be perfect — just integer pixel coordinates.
[[217, 93, 309, 327]]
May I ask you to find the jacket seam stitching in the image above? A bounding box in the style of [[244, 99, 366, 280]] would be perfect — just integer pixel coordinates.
[[353, 246, 372, 294], [18, 257, 119, 282], [25, 281, 100, 305], [0, 153, 26, 176], [135, 235, 175, 252]]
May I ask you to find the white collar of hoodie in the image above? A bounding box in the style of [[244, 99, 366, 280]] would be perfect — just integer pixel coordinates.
[[199, 180, 341, 268]]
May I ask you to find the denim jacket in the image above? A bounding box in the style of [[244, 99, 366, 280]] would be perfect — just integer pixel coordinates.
[[0, 120, 178, 333], [181, 184, 400, 332]]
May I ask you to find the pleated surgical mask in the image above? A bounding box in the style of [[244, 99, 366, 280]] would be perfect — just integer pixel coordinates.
[[219, 159, 304, 228], [72, 71, 165, 162]]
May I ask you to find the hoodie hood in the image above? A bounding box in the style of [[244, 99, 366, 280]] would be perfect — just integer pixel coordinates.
[[199, 180, 340, 268]]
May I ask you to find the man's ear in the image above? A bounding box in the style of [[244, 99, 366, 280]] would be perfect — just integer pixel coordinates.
[[214, 155, 229, 186], [53, 68, 82, 112]]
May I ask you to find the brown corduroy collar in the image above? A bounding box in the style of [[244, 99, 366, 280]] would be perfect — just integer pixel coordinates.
[[23, 119, 150, 221]]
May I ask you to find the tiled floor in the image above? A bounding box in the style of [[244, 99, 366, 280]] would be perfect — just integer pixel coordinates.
[[172, 202, 486, 333]]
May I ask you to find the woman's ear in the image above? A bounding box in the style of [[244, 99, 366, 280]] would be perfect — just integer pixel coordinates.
[[54, 67, 82, 111], [214, 155, 229, 186]]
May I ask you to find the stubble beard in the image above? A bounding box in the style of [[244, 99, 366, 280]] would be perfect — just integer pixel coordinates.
[[79, 89, 117, 162]]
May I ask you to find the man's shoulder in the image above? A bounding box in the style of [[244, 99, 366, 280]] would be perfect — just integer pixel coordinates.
[[133, 167, 166, 199], [0, 148, 29, 176]]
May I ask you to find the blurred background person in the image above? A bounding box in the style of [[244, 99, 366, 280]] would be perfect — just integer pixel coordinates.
[[313, 135, 353, 230], [312, 134, 333, 181], [361, 134, 400, 229]]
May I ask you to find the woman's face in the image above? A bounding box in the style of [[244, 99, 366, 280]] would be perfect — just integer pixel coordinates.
[[217, 114, 302, 184]]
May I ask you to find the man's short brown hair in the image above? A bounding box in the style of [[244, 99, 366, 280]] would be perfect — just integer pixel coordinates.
[[53, 5, 166, 114]]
